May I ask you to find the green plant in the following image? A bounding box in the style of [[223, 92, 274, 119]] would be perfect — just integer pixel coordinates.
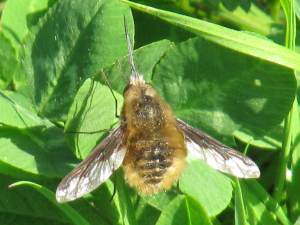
[[0, 0, 299, 224]]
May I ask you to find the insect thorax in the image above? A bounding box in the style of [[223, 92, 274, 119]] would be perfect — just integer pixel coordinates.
[[122, 84, 168, 130]]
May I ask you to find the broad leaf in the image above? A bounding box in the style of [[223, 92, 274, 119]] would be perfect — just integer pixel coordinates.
[[9, 181, 91, 225], [0, 34, 17, 89], [65, 79, 122, 158], [0, 0, 51, 48], [20, 0, 134, 120], [0, 91, 49, 129], [0, 126, 77, 178], [152, 37, 296, 147], [179, 160, 233, 216], [156, 195, 212, 225]]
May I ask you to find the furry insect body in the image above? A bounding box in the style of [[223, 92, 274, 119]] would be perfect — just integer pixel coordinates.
[[121, 81, 187, 194]]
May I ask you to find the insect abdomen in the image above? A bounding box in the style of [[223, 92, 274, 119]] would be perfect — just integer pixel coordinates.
[[123, 127, 187, 195], [133, 138, 172, 184]]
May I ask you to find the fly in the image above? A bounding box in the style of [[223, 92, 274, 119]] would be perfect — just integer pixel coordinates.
[[56, 19, 260, 203]]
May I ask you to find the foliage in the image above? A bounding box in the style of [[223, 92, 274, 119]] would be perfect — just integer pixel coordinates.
[[0, 0, 299, 224]]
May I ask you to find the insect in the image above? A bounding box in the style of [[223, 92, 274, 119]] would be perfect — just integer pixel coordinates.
[[56, 21, 260, 203]]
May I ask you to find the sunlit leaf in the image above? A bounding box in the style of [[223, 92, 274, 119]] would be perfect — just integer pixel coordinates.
[[180, 160, 232, 216], [20, 0, 134, 120], [9, 181, 91, 225]]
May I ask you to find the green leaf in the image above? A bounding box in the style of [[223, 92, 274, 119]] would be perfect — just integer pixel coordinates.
[[185, 195, 213, 225], [86, 181, 124, 225], [9, 181, 91, 225], [113, 171, 137, 225], [0, 90, 77, 178], [134, 198, 161, 225], [241, 180, 290, 225], [221, 0, 239, 11], [295, 216, 300, 225], [0, 91, 49, 129], [0, 0, 51, 48], [65, 79, 123, 158], [296, 0, 300, 21], [4, 175, 107, 225], [239, 0, 251, 11], [0, 175, 69, 224], [121, 0, 300, 71], [143, 191, 177, 211], [179, 160, 233, 216], [233, 125, 282, 150], [133, 10, 192, 48], [0, 126, 77, 178], [0, 213, 67, 225], [156, 195, 212, 225], [234, 179, 248, 225], [106, 39, 174, 93], [219, 3, 273, 36], [20, 0, 134, 120], [289, 128, 300, 220], [152, 37, 296, 147], [274, 0, 298, 207], [0, 34, 17, 89]]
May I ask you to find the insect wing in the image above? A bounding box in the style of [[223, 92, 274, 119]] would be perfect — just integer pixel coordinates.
[[176, 119, 260, 178], [56, 126, 126, 202]]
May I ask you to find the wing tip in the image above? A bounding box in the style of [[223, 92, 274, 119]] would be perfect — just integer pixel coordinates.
[[55, 188, 73, 203], [243, 164, 260, 179]]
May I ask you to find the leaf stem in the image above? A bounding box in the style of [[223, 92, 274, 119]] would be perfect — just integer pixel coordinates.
[[274, 104, 294, 201]]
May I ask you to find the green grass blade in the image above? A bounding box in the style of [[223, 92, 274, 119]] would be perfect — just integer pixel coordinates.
[[234, 179, 248, 225], [274, 0, 297, 203], [219, 4, 273, 35], [296, 0, 300, 20], [121, 0, 300, 71], [9, 181, 91, 225], [242, 180, 291, 225]]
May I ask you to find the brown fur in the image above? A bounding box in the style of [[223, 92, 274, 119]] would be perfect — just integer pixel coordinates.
[[121, 83, 187, 195]]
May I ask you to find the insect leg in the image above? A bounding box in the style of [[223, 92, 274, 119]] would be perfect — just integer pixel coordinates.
[[176, 180, 183, 194], [75, 132, 83, 160], [100, 70, 119, 118], [65, 128, 111, 135], [109, 174, 117, 202]]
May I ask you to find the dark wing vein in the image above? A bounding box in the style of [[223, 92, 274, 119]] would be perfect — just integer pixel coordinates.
[[56, 126, 126, 202], [176, 119, 260, 178]]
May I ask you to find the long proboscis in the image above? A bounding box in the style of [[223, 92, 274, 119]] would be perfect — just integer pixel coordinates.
[[123, 16, 139, 81]]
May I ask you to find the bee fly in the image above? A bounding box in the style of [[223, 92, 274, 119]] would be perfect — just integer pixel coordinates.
[[56, 21, 260, 203]]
